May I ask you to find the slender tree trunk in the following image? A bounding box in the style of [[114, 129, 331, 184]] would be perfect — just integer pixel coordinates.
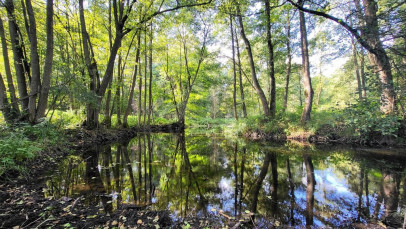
[[138, 53, 143, 127], [115, 55, 122, 126], [299, 5, 314, 122], [0, 73, 12, 123], [352, 37, 363, 100], [237, 6, 270, 117], [350, 15, 363, 100], [235, 26, 247, 118], [230, 14, 238, 120], [284, 10, 292, 112], [0, 19, 19, 115], [143, 26, 148, 127], [103, 0, 113, 127], [270, 153, 278, 216], [36, 0, 54, 120], [264, 0, 276, 117], [360, 49, 367, 98], [123, 33, 141, 127], [5, 0, 29, 112], [104, 77, 113, 127], [299, 73, 303, 107], [148, 23, 153, 127]]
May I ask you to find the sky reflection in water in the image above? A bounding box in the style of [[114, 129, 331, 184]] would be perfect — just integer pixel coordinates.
[[46, 133, 406, 227]]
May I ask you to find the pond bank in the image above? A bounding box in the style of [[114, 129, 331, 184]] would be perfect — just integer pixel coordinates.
[[1, 125, 404, 228], [0, 125, 243, 228], [243, 126, 405, 146]]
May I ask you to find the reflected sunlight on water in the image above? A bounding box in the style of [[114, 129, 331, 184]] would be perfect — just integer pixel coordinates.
[[46, 133, 406, 227]]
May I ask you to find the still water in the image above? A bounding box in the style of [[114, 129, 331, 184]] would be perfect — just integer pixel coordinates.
[[46, 133, 406, 227]]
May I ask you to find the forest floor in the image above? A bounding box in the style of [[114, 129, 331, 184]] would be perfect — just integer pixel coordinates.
[[0, 126, 247, 229]]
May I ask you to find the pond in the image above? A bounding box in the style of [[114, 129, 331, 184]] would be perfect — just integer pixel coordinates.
[[45, 133, 406, 227]]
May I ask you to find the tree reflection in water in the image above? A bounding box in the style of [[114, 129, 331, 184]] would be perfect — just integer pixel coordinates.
[[45, 134, 406, 227]]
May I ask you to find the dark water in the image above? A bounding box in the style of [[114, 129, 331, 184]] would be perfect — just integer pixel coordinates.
[[46, 133, 406, 227]]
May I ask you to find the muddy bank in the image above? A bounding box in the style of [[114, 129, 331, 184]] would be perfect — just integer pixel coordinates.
[[66, 123, 185, 147], [244, 126, 405, 146]]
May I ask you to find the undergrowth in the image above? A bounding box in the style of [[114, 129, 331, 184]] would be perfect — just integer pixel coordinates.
[[0, 121, 65, 177]]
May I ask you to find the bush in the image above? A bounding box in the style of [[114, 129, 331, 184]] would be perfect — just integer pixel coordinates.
[[343, 100, 401, 140], [0, 122, 64, 176], [0, 133, 40, 176]]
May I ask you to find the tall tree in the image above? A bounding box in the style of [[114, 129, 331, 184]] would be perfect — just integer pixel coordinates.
[[288, 0, 396, 114], [283, 9, 292, 112], [230, 14, 238, 120], [4, 0, 29, 112], [123, 32, 141, 127], [264, 0, 276, 117], [298, 0, 313, 122], [235, 26, 247, 118], [0, 18, 19, 115], [35, 0, 54, 121], [236, 5, 271, 117], [0, 73, 12, 123]]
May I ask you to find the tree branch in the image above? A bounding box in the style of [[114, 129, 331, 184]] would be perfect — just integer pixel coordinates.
[[286, 0, 379, 56]]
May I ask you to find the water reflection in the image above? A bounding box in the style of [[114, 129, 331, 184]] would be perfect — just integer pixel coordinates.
[[46, 134, 406, 227]]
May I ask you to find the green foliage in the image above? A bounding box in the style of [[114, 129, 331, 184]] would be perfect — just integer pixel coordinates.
[[0, 132, 39, 176], [50, 110, 86, 128], [343, 100, 401, 139], [0, 123, 65, 176]]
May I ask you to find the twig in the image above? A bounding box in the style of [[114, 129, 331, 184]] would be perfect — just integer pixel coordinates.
[[231, 221, 242, 229], [219, 210, 232, 220], [22, 215, 43, 228], [34, 217, 52, 229], [71, 197, 81, 211]]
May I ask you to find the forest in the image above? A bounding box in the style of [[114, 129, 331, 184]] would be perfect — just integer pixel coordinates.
[[1, 0, 406, 228]]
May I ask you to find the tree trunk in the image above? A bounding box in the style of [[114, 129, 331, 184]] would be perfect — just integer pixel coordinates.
[[5, 0, 29, 112], [25, 0, 41, 123], [360, 49, 367, 98], [230, 14, 238, 120], [299, 6, 314, 122], [148, 23, 153, 127], [235, 26, 247, 118], [123, 32, 141, 127], [304, 155, 315, 227], [237, 5, 270, 117], [103, 77, 113, 127], [0, 19, 19, 115], [362, 0, 395, 113], [79, 0, 125, 128], [143, 26, 148, 127], [251, 153, 271, 220], [115, 55, 122, 126], [299, 73, 303, 107], [36, 0, 54, 120], [351, 36, 363, 100], [79, 0, 100, 128], [0, 73, 12, 123], [284, 10, 292, 112], [264, 0, 276, 117], [290, 0, 394, 114], [138, 53, 143, 127]]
